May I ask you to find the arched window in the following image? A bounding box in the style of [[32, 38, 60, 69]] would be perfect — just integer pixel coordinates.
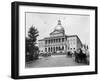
[[53, 47, 55, 52], [45, 48, 47, 52], [51, 47, 52, 52], [48, 40, 50, 44], [62, 38, 64, 42], [62, 46, 64, 50], [48, 47, 50, 52], [59, 46, 61, 50], [59, 38, 61, 42]]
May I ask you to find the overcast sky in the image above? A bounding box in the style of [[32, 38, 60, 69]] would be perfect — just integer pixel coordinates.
[[25, 12, 90, 46]]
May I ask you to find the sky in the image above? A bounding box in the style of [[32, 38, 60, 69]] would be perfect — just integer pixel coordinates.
[[25, 12, 90, 46]]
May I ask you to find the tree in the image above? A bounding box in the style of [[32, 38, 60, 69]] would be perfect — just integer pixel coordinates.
[[26, 25, 39, 62]]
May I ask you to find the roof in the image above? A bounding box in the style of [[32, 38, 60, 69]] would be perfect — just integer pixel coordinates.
[[44, 35, 66, 39], [38, 39, 44, 41], [50, 29, 64, 35]]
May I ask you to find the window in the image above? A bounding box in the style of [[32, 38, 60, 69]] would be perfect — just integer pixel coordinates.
[[62, 38, 64, 42], [53, 47, 55, 52], [48, 47, 50, 52], [48, 40, 50, 44], [51, 47, 52, 52], [45, 40, 47, 44], [56, 47, 58, 51], [45, 48, 47, 52], [62, 46, 64, 50], [59, 46, 61, 50]]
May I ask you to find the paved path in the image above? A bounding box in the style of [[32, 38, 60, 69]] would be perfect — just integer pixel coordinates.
[[26, 55, 87, 68]]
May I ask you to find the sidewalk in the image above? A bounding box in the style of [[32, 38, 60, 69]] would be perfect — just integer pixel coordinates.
[[26, 55, 88, 68]]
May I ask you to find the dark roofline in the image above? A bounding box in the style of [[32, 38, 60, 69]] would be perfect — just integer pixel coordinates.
[[67, 35, 78, 37], [38, 39, 44, 41], [50, 29, 64, 35], [44, 35, 66, 39]]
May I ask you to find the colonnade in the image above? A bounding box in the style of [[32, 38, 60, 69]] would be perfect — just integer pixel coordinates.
[[45, 45, 65, 53], [45, 38, 65, 44]]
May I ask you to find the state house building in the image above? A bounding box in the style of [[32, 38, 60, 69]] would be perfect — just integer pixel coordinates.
[[38, 20, 82, 54]]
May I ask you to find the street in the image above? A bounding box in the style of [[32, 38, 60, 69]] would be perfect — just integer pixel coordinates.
[[25, 55, 87, 68]]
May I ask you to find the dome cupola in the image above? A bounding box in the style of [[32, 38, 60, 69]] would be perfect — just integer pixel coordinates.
[[54, 20, 64, 31], [50, 20, 65, 37]]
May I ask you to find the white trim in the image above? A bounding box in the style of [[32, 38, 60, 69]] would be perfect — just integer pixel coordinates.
[[19, 5, 95, 76]]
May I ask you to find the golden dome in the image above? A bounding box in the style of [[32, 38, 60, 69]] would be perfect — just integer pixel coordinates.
[[54, 20, 64, 31], [50, 20, 65, 36]]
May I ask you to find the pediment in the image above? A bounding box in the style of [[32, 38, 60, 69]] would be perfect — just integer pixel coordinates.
[[53, 30, 60, 34], [50, 30, 62, 35]]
